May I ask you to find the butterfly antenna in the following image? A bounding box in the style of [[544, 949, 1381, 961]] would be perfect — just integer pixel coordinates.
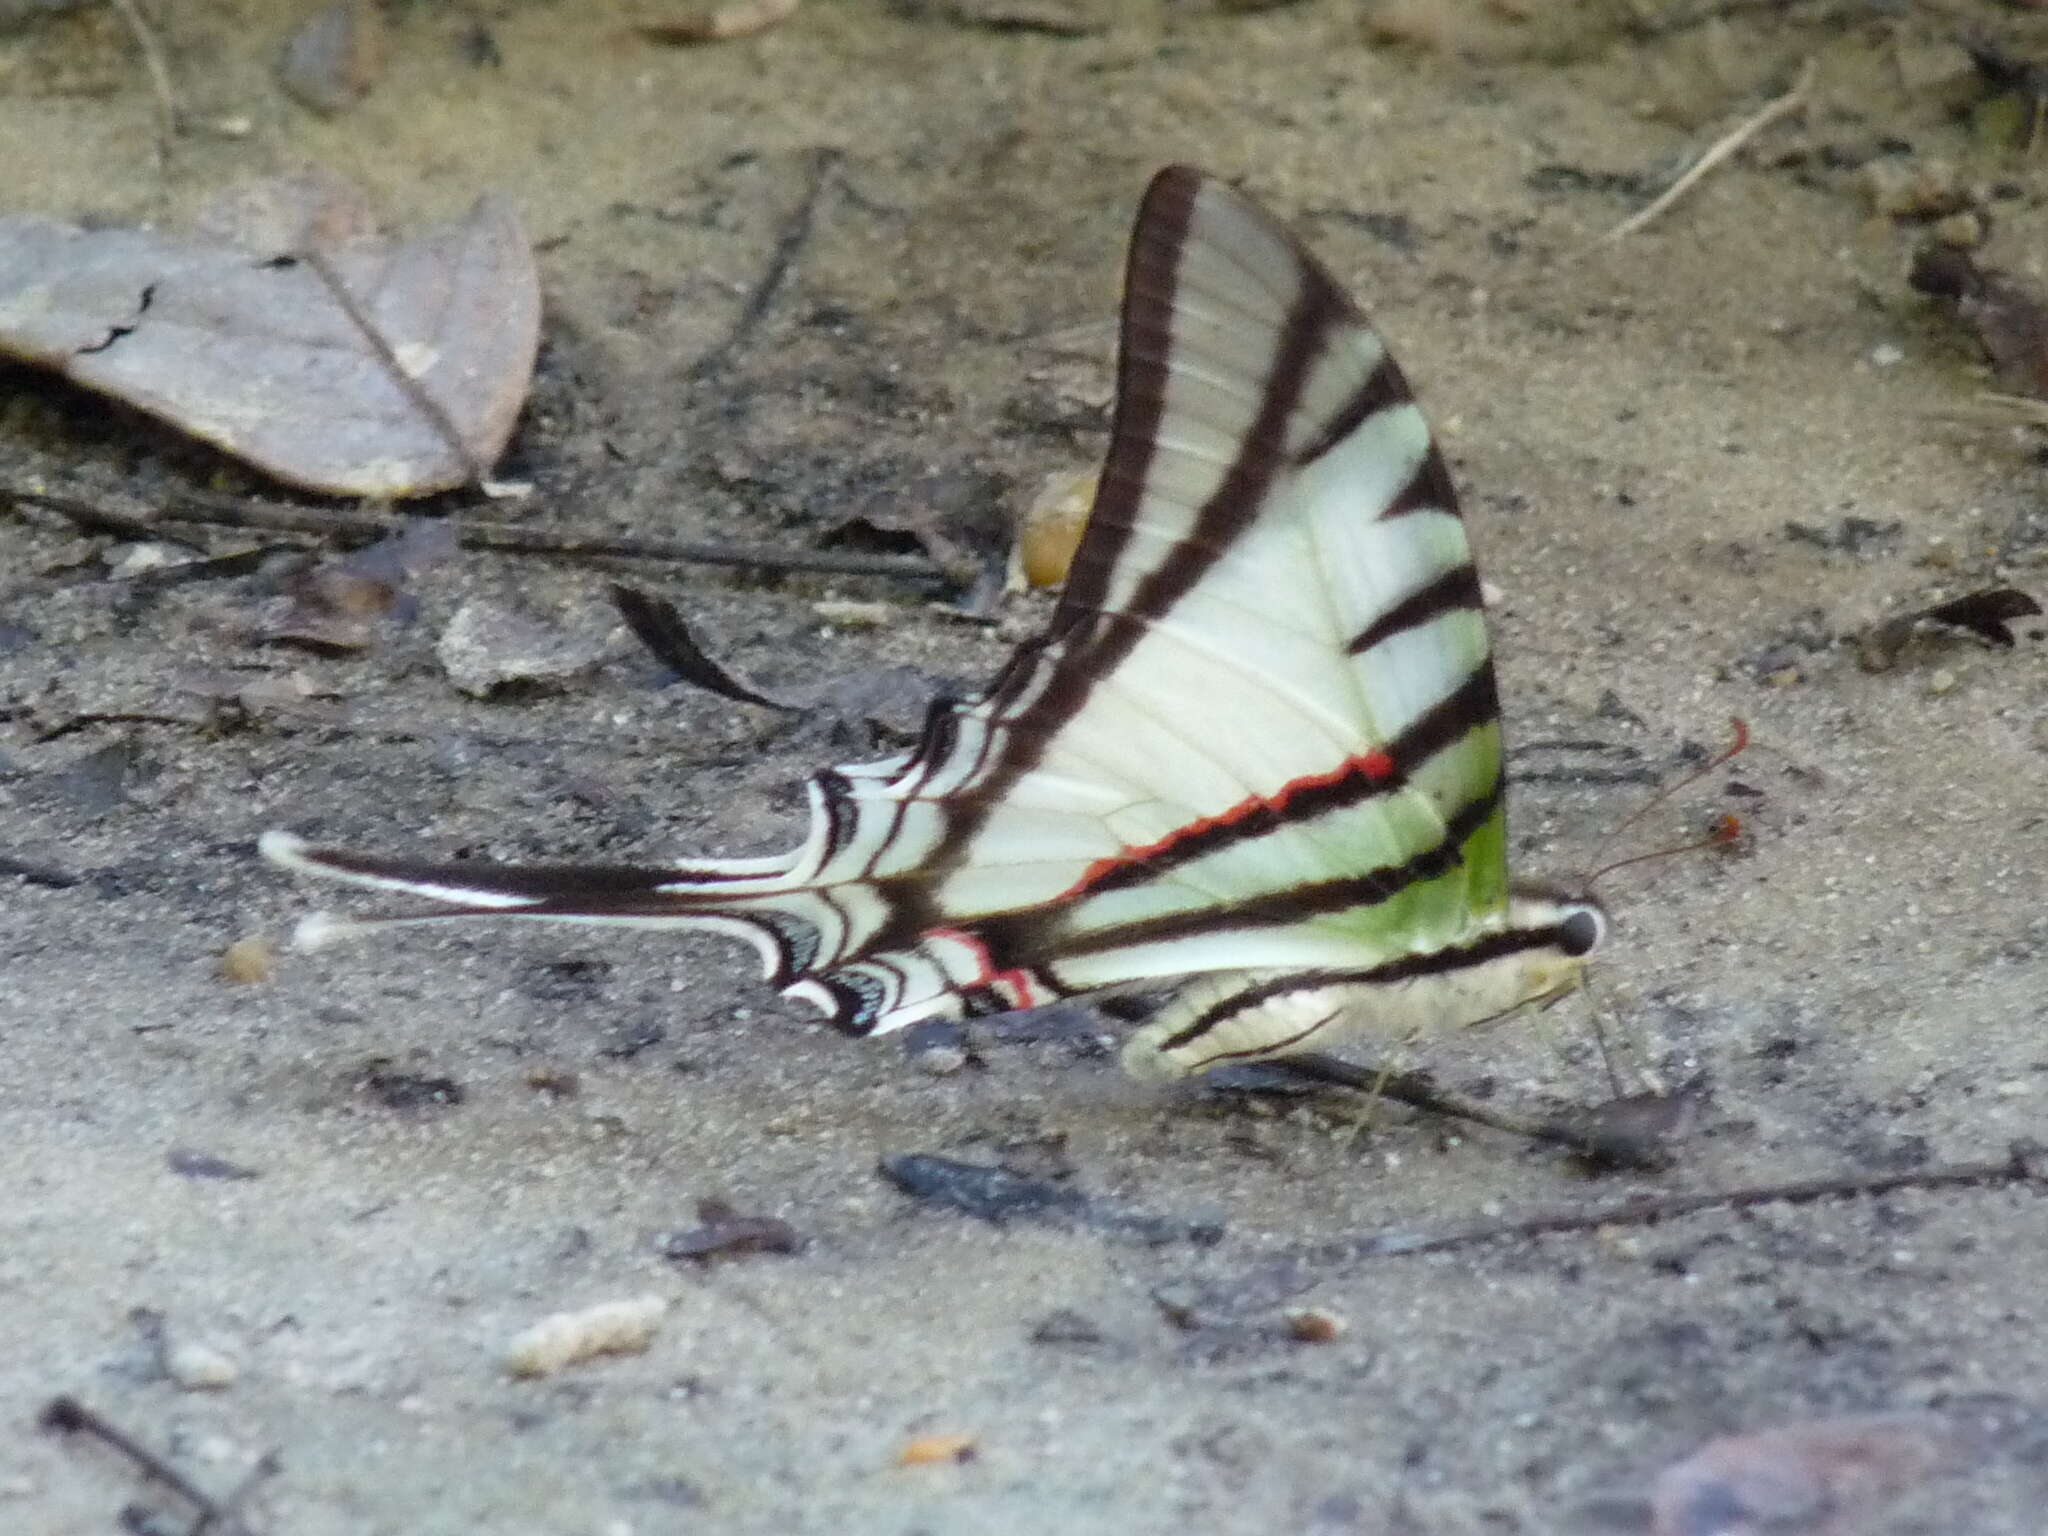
[[1585, 718, 1750, 894]]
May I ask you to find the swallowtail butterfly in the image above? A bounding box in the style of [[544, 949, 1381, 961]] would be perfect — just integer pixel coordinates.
[[263, 166, 1608, 1081]]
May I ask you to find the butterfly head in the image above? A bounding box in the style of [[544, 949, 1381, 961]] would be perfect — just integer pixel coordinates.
[[1502, 882, 1609, 1010]]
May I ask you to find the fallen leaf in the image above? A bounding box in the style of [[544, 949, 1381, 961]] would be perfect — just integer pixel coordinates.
[[262, 518, 456, 652], [1910, 245, 2048, 398], [1854, 587, 2043, 672], [610, 583, 799, 710], [661, 1197, 803, 1261], [0, 195, 540, 496], [880, 1153, 1224, 1246]]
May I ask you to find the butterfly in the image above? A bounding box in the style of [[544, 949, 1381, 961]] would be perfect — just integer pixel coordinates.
[[263, 165, 1607, 1082]]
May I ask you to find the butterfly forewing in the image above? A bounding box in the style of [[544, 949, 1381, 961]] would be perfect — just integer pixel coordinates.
[[265, 165, 1524, 1071]]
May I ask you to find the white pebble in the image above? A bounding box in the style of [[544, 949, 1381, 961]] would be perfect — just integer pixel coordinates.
[[504, 1295, 667, 1378], [166, 1340, 241, 1391]]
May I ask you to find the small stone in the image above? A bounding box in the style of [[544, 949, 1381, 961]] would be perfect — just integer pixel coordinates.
[[903, 1020, 973, 1075], [438, 600, 608, 699], [1284, 1307, 1346, 1343], [166, 1340, 241, 1390], [1924, 668, 1957, 696], [106, 542, 188, 577]]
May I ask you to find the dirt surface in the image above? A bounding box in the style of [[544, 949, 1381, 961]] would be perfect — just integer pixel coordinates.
[[3, 2, 2047, 1532]]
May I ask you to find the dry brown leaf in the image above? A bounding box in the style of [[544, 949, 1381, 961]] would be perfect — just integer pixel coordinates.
[[262, 518, 456, 652], [0, 194, 539, 496]]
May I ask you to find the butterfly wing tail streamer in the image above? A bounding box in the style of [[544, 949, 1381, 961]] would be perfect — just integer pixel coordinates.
[[259, 829, 813, 974]]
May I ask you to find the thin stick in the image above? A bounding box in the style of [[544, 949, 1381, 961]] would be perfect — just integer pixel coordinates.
[[141, 495, 943, 580], [105, 0, 183, 159], [41, 1397, 256, 1536], [0, 486, 206, 549], [1588, 59, 1816, 249], [1292, 1143, 2040, 1266], [5, 483, 939, 580]]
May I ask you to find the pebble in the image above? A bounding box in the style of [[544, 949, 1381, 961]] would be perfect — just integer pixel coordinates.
[[166, 1340, 241, 1391]]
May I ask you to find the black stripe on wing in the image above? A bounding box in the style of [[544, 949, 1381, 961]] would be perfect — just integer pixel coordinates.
[[1293, 354, 1407, 467], [1346, 564, 1484, 656]]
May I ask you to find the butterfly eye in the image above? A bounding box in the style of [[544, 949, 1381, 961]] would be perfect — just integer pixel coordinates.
[[1557, 905, 1606, 958]]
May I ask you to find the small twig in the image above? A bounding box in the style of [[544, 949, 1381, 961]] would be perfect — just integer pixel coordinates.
[[299, 247, 491, 491], [1588, 58, 1817, 249], [42, 1397, 259, 1536], [0, 486, 207, 550], [1, 483, 943, 579], [144, 495, 943, 580], [105, 0, 183, 161], [689, 147, 842, 380], [1261, 1054, 1669, 1168], [1292, 1143, 2041, 1266]]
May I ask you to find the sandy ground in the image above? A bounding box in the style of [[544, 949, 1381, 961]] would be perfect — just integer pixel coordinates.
[[3, 1, 2046, 1532]]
